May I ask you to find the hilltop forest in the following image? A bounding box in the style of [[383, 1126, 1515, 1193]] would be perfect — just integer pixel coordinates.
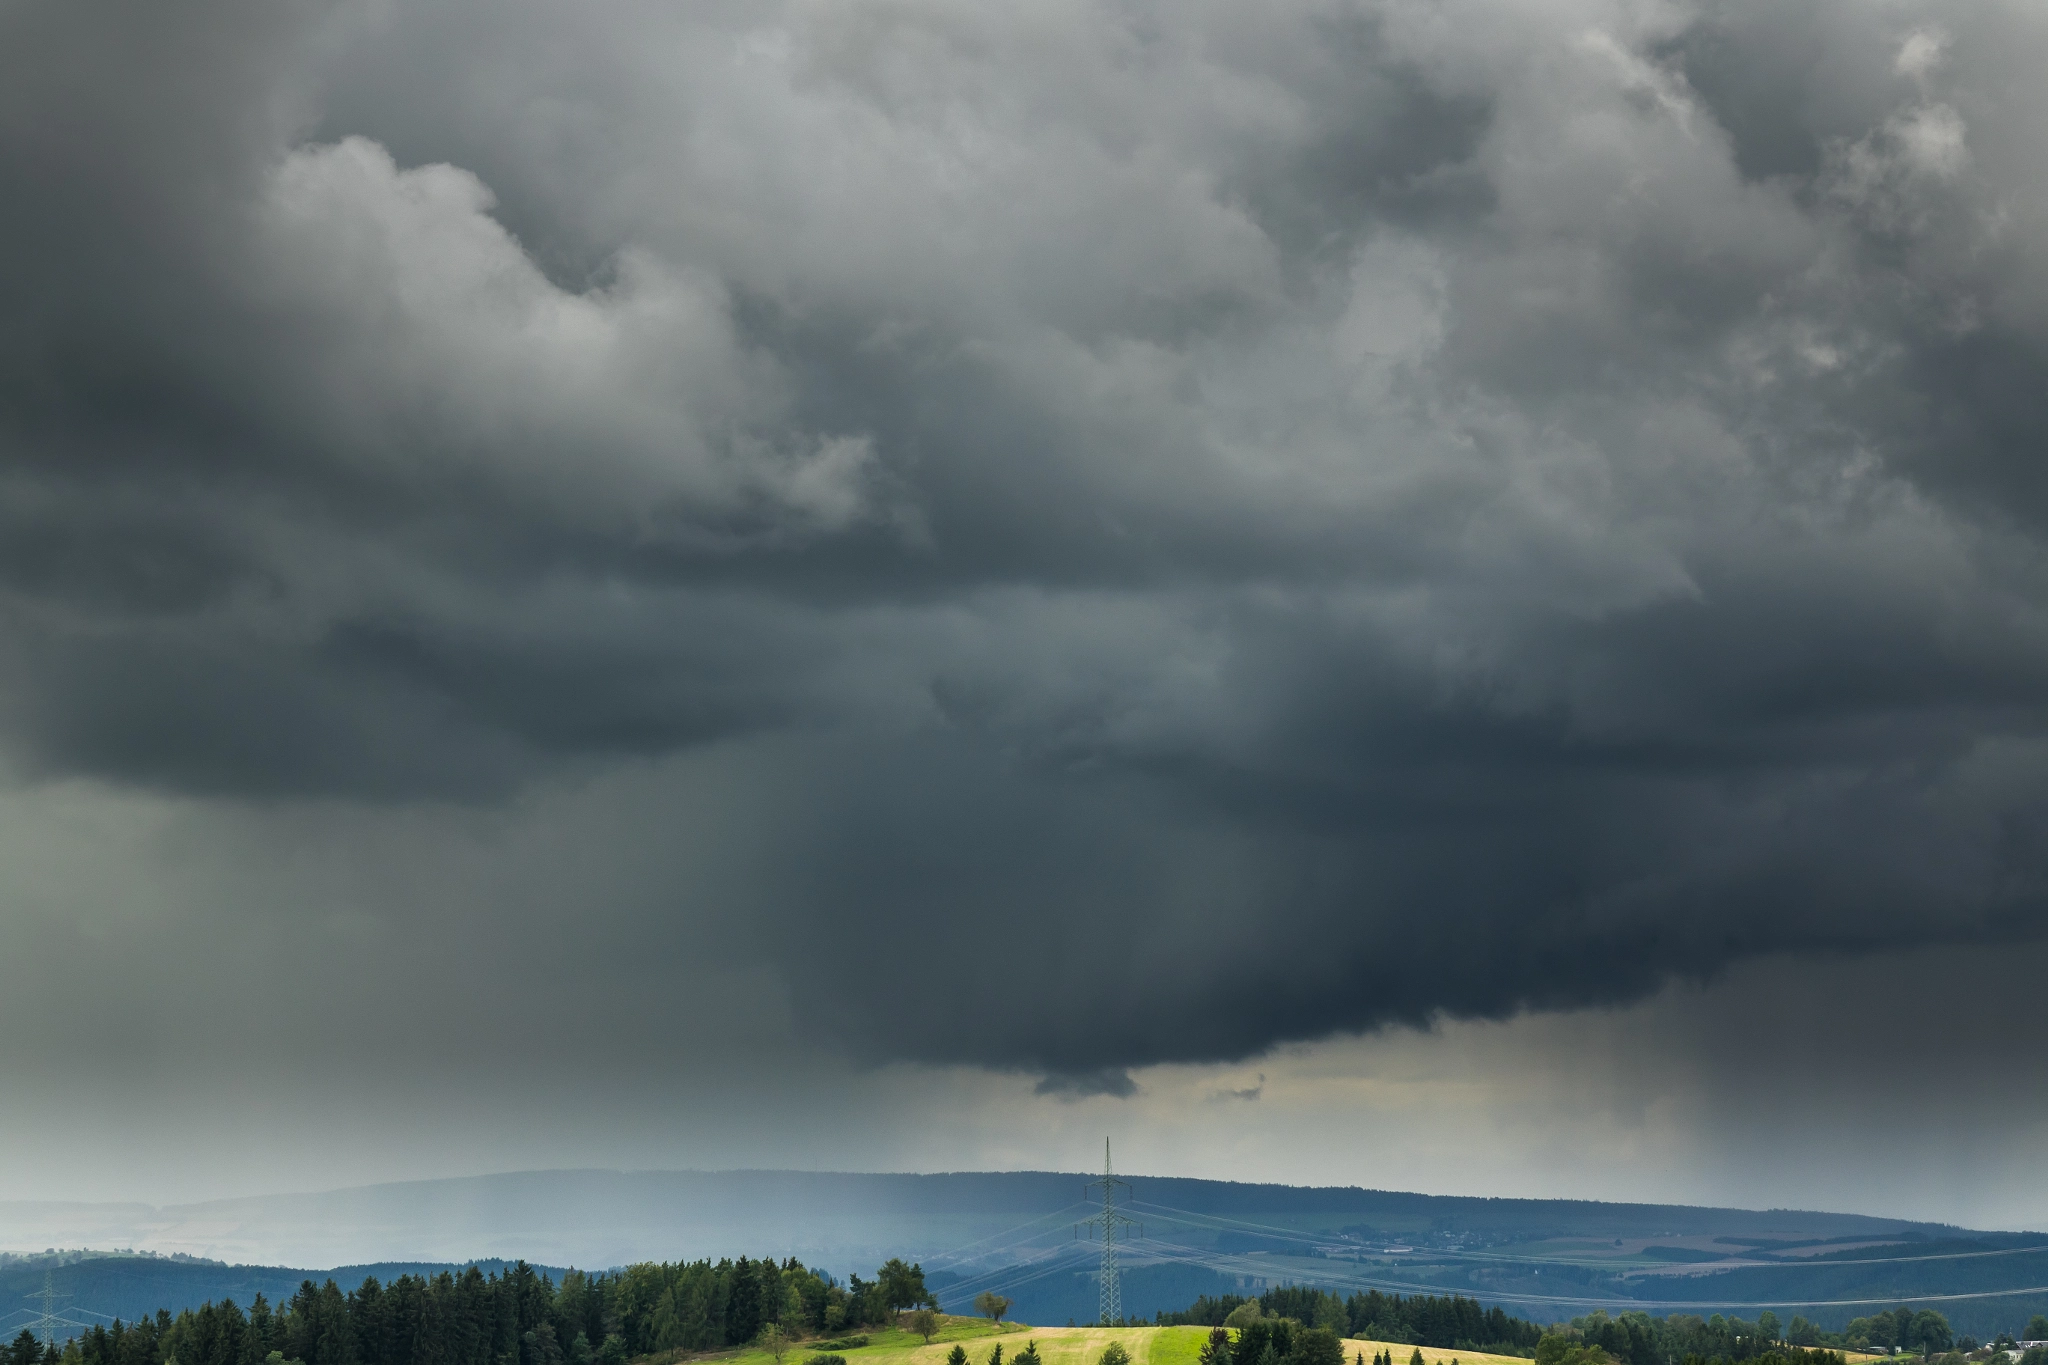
[[24, 1256, 935, 1365]]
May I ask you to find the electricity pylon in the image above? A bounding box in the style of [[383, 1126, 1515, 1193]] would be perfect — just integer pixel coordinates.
[[1076, 1138, 1140, 1327], [29, 1272, 72, 1348]]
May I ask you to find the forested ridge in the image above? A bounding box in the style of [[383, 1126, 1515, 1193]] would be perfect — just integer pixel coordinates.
[[10, 1256, 936, 1365]]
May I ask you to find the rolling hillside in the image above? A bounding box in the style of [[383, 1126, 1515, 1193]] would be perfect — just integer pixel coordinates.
[[6, 1171, 2046, 1340]]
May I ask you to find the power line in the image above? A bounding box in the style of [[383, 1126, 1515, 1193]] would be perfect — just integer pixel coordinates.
[[945, 1246, 1107, 1303], [930, 1182, 2048, 1323], [1131, 1196, 2048, 1275], [922, 1203, 1097, 1268], [930, 1245, 1096, 1304], [1454, 1243, 2048, 1273], [920, 1217, 1111, 1305], [1134, 1233, 2048, 1312]]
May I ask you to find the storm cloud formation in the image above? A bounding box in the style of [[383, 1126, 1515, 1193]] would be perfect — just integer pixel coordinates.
[[4, 0, 2048, 1091]]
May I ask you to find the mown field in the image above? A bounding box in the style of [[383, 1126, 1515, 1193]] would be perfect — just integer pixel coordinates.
[[649, 1317, 1880, 1365], [682, 1321, 1210, 1365], [1337, 1337, 1882, 1365], [1337, 1341, 1528, 1365], [668, 1320, 1541, 1365]]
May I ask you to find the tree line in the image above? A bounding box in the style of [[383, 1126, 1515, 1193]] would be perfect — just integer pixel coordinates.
[[12, 1256, 939, 1365], [1160, 1287, 1543, 1355], [1152, 1287, 1993, 1365], [1557, 1306, 1945, 1364]]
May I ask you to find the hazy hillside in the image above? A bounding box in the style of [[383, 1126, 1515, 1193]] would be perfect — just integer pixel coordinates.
[[10, 1170, 2045, 1338], [0, 1169, 1947, 1269], [0, 1257, 566, 1335]]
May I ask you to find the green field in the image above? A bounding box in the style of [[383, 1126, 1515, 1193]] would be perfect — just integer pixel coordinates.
[[670, 1321, 1547, 1365], [1338, 1340, 1528, 1365], [650, 1320, 1884, 1365], [683, 1321, 1212, 1365]]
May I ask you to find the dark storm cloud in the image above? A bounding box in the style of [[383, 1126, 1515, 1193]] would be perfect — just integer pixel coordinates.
[[5, 0, 2048, 1084]]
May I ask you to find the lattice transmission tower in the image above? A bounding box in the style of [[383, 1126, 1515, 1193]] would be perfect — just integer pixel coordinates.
[[28, 1272, 74, 1348], [1076, 1138, 1140, 1327], [4, 1269, 103, 1350]]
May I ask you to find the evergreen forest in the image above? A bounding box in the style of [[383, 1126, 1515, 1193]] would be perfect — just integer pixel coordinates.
[[12, 1256, 935, 1365]]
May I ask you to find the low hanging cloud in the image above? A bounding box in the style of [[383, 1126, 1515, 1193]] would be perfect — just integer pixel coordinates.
[[4, 0, 2048, 1091], [1209, 1075, 1266, 1104]]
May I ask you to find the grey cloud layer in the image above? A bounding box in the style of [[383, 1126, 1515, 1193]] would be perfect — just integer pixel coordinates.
[[4, 0, 2048, 1081]]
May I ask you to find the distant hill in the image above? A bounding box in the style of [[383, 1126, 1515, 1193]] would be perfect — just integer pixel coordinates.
[[0, 1170, 1948, 1269], [8, 1170, 2046, 1339], [0, 1257, 567, 1337]]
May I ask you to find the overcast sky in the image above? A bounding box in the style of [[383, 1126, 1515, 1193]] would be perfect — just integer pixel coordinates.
[[4, 0, 2048, 1233]]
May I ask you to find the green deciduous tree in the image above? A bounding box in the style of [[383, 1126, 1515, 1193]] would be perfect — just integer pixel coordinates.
[[1911, 1312, 1954, 1356], [875, 1263, 936, 1315]]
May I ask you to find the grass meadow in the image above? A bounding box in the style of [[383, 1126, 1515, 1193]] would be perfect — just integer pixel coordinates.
[[680, 1318, 1536, 1365]]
